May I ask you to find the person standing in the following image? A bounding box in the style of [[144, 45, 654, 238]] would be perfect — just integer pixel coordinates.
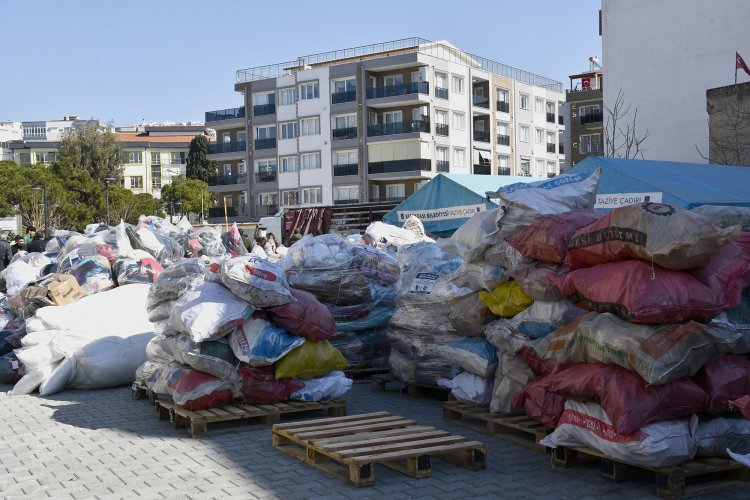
[[24, 226, 36, 246], [27, 230, 47, 254], [12, 236, 25, 255], [0, 232, 12, 273]]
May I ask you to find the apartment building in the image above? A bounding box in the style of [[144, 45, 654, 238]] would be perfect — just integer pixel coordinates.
[[0, 121, 23, 161], [566, 70, 604, 166], [205, 38, 565, 222]]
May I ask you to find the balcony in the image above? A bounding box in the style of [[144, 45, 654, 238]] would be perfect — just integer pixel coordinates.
[[559, 144, 565, 155], [498, 167, 511, 175], [332, 127, 358, 140], [547, 173, 557, 178], [497, 101, 510, 113], [546, 112, 556, 123], [435, 87, 448, 99], [580, 112, 603, 124], [547, 143, 556, 154], [558, 115, 564, 125], [253, 103, 276, 116], [205, 107, 245, 122], [254, 138, 277, 150], [331, 91, 356, 104], [368, 158, 431, 174], [497, 134, 510, 146], [333, 163, 359, 176], [255, 171, 278, 183], [435, 123, 449, 136], [473, 164, 491, 175], [366, 81, 429, 99], [436, 160, 449, 172], [208, 207, 237, 218], [334, 199, 360, 205], [208, 174, 246, 186], [255, 204, 279, 216], [367, 120, 429, 137], [473, 95, 490, 108], [473, 130, 490, 143], [208, 141, 247, 154]]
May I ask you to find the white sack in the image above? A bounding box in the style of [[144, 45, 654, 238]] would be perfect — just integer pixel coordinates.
[[290, 371, 353, 401], [438, 372, 492, 405], [168, 281, 252, 342]]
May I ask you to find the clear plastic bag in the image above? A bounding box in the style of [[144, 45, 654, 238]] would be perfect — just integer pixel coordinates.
[[146, 258, 206, 322]]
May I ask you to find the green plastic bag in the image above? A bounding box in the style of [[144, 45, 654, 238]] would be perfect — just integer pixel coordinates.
[[480, 281, 533, 317], [274, 340, 349, 380]]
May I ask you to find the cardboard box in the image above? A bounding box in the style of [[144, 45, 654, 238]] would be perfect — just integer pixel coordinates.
[[44, 274, 85, 306]]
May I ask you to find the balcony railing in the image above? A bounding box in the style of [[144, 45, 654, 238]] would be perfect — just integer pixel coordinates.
[[497, 134, 510, 146], [368, 158, 431, 174], [331, 90, 356, 104], [253, 103, 276, 116], [367, 120, 429, 137], [332, 127, 358, 140], [205, 106, 245, 122], [498, 167, 511, 175], [208, 174, 247, 186], [497, 101, 510, 113], [255, 171, 278, 183], [547, 143, 556, 154], [435, 123, 449, 136], [558, 115, 564, 125], [333, 163, 358, 176], [208, 207, 237, 218], [473, 164, 491, 175], [581, 112, 603, 124], [473, 95, 490, 108], [255, 204, 279, 216], [254, 138, 277, 150], [474, 130, 490, 142], [366, 81, 429, 99], [436, 160, 449, 172], [208, 141, 247, 154], [333, 199, 360, 205], [559, 144, 565, 154], [435, 87, 448, 99], [546, 112, 556, 123]]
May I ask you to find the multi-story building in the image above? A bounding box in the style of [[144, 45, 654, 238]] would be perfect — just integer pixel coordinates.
[[706, 81, 750, 166], [566, 69, 604, 166], [0, 121, 23, 161], [206, 38, 565, 222]]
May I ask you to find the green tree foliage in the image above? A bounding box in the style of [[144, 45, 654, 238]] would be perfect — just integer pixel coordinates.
[[160, 175, 211, 220], [107, 187, 156, 225], [56, 120, 124, 181], [185, 134, 217, 182]]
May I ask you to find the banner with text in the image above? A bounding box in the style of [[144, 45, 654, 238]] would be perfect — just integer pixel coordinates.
[[397, 204, 486, 222], [595, 192, 663, 209]]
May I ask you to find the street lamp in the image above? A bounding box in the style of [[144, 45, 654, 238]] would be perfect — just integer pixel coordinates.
[[30, 184, 48, 236], [173, 201, 182, 224], [104, 176, 117, 226]]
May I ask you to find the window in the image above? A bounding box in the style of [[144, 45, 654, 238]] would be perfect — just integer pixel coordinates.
[[452, 111, 465, 130], [299, 82, 319, 100], [35, 152, 56, 164], [333, 114, 357, 129], [130, 176, 143, 189], [282, 190, 299, 206], [223, 132, 231, 144], [300, 116, 320, 135], [383, 74, 403, 87], [239, 191, 247, 209], [301, 187, 322, 204], [547, 132, 555, 144], [435, 109, 448, 125], [225, 196, 234, 207], [547, 161, 556, 174], [224, 164, 232, 176], [437, 147, 449, 162], [451, 75, 464, 93], [535, 97, 544, 113], [520, 158, 531, 176], [435, 72, 448, 90], [371, 184, 380, 200], [453, 147, 465, 167], [385, 184, 405, 200], [535, 128, 544, 144], [280, 156, 298, 173], [498, 155, 509, 172], [580, 104, 601, 119], [496, 88, 508, 102], [519, 125, 530, 142], [536, 159, 545, 176], [497, 121, 509, 136], [334, 186, 359, 203], [546, 101, 556, 114], [301, 152, 321, 170], [256, 159, 276, 171], [278, 88, 295, 106], [171, 152, 186, 164], [238, 131, 247, 144], [252, 92, 274, 106], [333, 78, 356, 94], [280, 122, 298, 140], [257, 192, 278, 206], [383, 111, 402, 124], [519, 93, 529, 110], [334, 150, 357, 165], [255, 125, 276, 139], [580, 133, 603, 154], [151, 166, 161, 189], [124, 151, 142, 164], [238, 162, 246, 175], [150, 152, 161, 165]]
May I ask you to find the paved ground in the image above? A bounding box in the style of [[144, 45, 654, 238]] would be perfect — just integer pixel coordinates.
[[0, 382, 749, 500]]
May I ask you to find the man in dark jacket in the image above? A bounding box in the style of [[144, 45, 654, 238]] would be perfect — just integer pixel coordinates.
[[11, 236, 25, 255], [26, 230, 48, 254], [0, 232, 11, 272]]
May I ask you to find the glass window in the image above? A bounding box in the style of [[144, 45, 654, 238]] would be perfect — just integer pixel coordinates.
[[223, 164, 232, 176], [151, 166, 161, 189], [333, 78, 356, 94], [150, 152, 161, 165], [300, 117, 320, 135], [452, 112, 465, 130], [536, 159, 545, 175], [256, 159, 277, 173], [580, 104, 601, 117], [498, 155, 509, 169], [414, 180, 428, 191], [124, 151, 142, 164], [280, 156, 298, 173], [535, 128, 544, 144], [436, 147, 448, 162], [257, 192, 278, 206], [19, 152, 32, 165], [171, 152, 186, 164], [334, 150, 357, 165], [496, 88, 508, 102], [435, 109, 448, 125], [451, 75, 464, 93], [535, 97, 544, 113], [453, 147, 465, 167], [386, 184, 405, 199], [547, 161, 556, 173], [519, 93, 529, 110], [238, 162, 246, 175], [301, 187, 322, 204], [237, 131, 246, 143], [278, 88, 295, 106], [255, 125, 276, 139], [280, 122, 298, 140], [301, 152, 321, 170], [333, 114, 357, 129], [520, 159, 531, 175], [252, 92, 274, 106], [497, 121, 509, 136], [519, 125, 530, 142], [282, 190, 299, 206], [547, 132, 555, 144], [334, 186, 359, 202], [580, 133, 603, 153], [435, 72, 447, 89], [299, 82, 319, 100], [130, 176, 143, 189], [546, 101, 556, 114]]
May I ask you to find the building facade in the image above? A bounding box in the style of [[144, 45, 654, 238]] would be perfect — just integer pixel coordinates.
[[206, 38, 565, 222], [706, 81, 750, 166], [566, 70, 604, 166], [0, 121, 23, 161]]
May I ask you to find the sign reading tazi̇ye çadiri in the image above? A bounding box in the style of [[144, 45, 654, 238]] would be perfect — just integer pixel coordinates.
[[595, 192, 663, 209], [398, 204, 486, 222]]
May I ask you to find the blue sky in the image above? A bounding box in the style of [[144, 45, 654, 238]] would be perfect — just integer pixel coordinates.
[[2, 0, 602, 125]]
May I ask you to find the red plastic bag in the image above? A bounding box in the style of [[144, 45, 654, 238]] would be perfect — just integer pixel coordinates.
[[269, 288, 337, 341], [730, 395, 750, 420], [168, 367, 234, 411], [694, 354, 750, 414], [512, 382, 566, 429], [514, 363, 708, 435], [555, 260, 726, 324], [690, 232, 750, 309], [238, 366, 304, 404], [505, 209, 602, 264]]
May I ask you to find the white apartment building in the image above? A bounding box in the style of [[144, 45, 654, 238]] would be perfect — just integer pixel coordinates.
[[0, 121, 23, 161], [602, 0, 750, 163], [206, 38, 565, 222]]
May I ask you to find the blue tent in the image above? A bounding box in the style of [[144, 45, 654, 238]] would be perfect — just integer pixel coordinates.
[[567, 157, 750, 211], [383, 173, 543, 235]]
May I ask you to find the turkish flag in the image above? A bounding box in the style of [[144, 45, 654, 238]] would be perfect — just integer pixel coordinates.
[[737, 52, 750, 78], [582, 78, 591, 90]]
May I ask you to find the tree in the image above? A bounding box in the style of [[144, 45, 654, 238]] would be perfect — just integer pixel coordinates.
[[186, 134, 217, 182], [56, 120, 124, 182], [107, 187, 156, 225], [603, 89, 651, 159], [160, 176, 211, 221], [698, 89, 750, 166]]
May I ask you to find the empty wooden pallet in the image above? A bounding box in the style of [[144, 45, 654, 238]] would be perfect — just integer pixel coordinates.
[[272, 411, 487, 486]]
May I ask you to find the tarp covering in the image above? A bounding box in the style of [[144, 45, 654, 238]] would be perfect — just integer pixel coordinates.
[[567, 157, 750, 211], [383, 174, 542, 236]]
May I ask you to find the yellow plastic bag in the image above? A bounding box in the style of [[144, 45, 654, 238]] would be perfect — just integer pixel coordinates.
[[274, 340, 349, 380], [479, 281, 533, 317]]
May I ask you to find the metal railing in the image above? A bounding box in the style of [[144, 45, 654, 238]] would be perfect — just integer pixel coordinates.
[[497, 101, 510, 113], [334, 199, 360, 205], [255, 204, 279, 216], [333, 163, 358, 176], [580, 112, 603, 124], [368, 158, 431, 174], [255, 171, 278, 183], [331, 90, 356, 104], [497, 134, 510, 146], [473, 164, 491, 175], [208, 174, 247, 186], [498, 167, 511, 175], [332, 127, 358, 140], [436, 160, 449, 172], [474, 130, 490, 142], [435, 87, 448, 99], [253, 104, 276, 116], [208, 207, 237, 218], [435, 123, 449, 136], [546, 112, 556, 123], [208, 141, 247, 154], [235, 37, 563, 92], [473, 95, 490, 108], [254, 138, 277, 150], [205, 107, 245, 122], [366, 81, 429, 99], [547, 143, 556, 154], [367, 120, 429, 137]]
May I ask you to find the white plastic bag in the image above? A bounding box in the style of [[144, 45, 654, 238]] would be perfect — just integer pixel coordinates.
[[221, 256, 294, 308], [290, 371, 353, 401], [168, 282, 252, 342], [438, 372, 492, 405]]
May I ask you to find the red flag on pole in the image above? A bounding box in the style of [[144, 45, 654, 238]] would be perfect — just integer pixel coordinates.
[[737, 52, 750, 78]]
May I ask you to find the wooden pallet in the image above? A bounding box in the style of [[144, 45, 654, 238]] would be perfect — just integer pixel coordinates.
[[153, 399, 347, 437], [344, 367, 390, 381], [552, 445, 750, 499], [442, 401, 550, 452], [272, 411, 486, 486], [131, 381, 148, 400], [371, 374, 451, 400]]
